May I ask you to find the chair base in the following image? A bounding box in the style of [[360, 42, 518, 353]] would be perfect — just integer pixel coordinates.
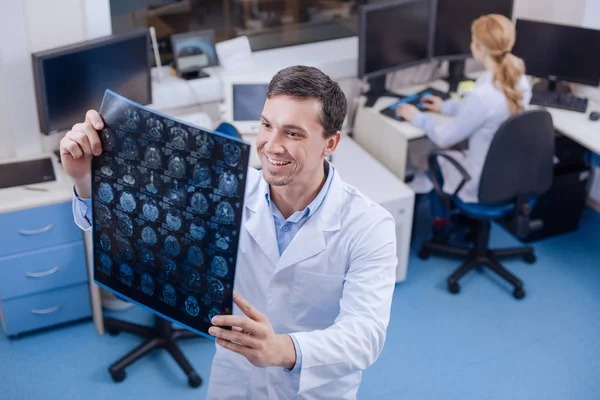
[[418, 219, 535, 299], [104, 315, 202, 388]]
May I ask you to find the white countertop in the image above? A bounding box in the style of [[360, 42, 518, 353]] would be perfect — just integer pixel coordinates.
[[0, 154, 73, 214]]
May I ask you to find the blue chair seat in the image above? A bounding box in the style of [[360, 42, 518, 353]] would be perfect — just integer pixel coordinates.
[[453, 197, 536, 219]]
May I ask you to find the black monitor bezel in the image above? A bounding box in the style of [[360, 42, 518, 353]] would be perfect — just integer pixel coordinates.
[[31, 29, 152, 135], [170, 29, 219, 73], [358, 0, 435, 80]]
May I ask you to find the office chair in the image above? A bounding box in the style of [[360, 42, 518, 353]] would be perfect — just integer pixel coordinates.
[[103, 123, 243, 387], [418, 110, 555, 299]]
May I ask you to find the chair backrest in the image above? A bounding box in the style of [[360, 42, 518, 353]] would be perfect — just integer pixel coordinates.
[[478, 109, 555, 205], [214, 122, 242, 139]]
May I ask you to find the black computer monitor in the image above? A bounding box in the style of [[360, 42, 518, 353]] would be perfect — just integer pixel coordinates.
[[512, 19, 600, 90], [432, 0, 514, 61], [358, 0, 433, 80], [170, 29, 219, 79], [32, 30, 152, 135]]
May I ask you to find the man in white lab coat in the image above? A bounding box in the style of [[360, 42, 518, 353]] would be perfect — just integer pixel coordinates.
[[62, 65, 397, 399]]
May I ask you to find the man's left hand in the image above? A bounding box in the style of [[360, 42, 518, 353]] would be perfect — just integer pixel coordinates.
[[395, 103, 420, 121], [209, 292, 297, 370]]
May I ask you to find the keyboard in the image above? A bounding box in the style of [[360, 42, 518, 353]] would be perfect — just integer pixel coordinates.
[[380, 87, 451, 122], [530, 91, 588, 113]]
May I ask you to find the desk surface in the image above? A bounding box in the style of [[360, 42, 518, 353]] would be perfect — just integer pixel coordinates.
[[372, 79, 600, 154]]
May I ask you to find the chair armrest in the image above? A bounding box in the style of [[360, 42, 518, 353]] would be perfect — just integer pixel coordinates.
[[427, 150, 471, 201]]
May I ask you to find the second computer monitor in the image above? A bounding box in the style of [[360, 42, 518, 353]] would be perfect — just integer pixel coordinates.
[[433, 0, 514, 60], [358, 0, 433, 79], [512, 19, 600, 88], [222, 76, 271, 134]]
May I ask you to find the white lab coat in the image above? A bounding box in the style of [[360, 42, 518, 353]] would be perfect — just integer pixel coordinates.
[[412, 71, 532, 203], [72, 166, 398, 399]]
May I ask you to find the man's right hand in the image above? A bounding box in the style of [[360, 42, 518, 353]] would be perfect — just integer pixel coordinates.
[[59, 110, 104, 199], [420, 95, 444, 113]]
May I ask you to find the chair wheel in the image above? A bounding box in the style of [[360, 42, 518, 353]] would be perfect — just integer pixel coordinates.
[[418, 249, 430, 260], [448, 281, 460, 294], [188, 372, 202, 388], [107, 329, 120, 336], [110, 369, 126, 383], [513, 288, 525, 299], [523, 253, 536, 264]]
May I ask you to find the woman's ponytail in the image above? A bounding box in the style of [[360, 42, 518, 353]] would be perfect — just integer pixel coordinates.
[[493, 52, 526, 115]]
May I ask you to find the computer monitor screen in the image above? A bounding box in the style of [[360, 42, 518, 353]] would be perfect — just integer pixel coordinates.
[[233, 84, 269, 122], [433, 0, 514, 60], [358, 0, 432, 79], [171, 29, 219, 73], [512, 19, 600, 87], [32, 30, 151, 135]]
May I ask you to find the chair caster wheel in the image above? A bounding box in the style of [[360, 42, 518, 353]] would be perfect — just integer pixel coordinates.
[[418, 249, 430, 260], [448, 281, 460, 294], [523, 253, 536, 264], [110, 369, 126, 383], [188, 373, 202, 388], [513, 288, 525, 299], [107, 329, 120, 336]]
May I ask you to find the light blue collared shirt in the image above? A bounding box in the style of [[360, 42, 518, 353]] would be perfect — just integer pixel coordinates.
[[264, 161, 335, 387]]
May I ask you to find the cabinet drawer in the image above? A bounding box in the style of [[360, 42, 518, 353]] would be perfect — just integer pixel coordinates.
[[0, 242, 88, 300], [1, 283, 91, 336], [0, 202, 82, 256]]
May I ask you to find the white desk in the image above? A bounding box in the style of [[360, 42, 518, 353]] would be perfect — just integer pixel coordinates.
[[543, 101, 600, 155]]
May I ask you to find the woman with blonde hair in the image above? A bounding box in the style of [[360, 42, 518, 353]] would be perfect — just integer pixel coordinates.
[[396, 13, 531, 241]]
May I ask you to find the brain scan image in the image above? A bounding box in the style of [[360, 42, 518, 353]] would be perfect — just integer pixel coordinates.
[[142, 200, 159, 222], [185, 269, 201, 290], [121, 165, 139, 186], [165, 208, 182, 231], [116, 237, 134, 261], [99, 253, 113, 276], [99, 233, 112, 252], [98, 182, 114, 203], [210, 256, 228, 278], [147, 117, 163, 140], [139, 247, 154, 267], [118, 263, 134, 286], [144, 146, 162, 169], [121, 138, 139, 160], [124, 108, 141, 130], [116, 212, 134, 237], [145, 171, 160, 195], [192, 165, 212, 188], [223, 143, 241, 167], [142, 226, 157, 246], [168, 155, 186, 179], [161, 283, 177, 306], [170, 127, 189, 150], [101, 129, 116, 151], [119, 191, 136, 213], [208, 307, 220, 321], [190, 192, 209, 214], [140, 273, 154, 295], [218, 172, 238, 197], [207, 275, 225, 303], [215, 201, 235, 225], [190, 221, 206, 241], [96, 204, 112, 227], [98, 155, 115, 177], [187, 246, 204, 267], [214, 232, 231, 251], [196, 133, 214, 158], [163, 258, 177, 280], [164, 235, 180, 257], [166, 181, 186, 207], [185, 295, 200, 317]]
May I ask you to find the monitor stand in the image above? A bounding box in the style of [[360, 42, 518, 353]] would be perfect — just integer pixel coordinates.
[[180, 69, 210, 80], [533, 78, 571, 95], [364, 75, 402, 108], [444, 60, 467, 93]]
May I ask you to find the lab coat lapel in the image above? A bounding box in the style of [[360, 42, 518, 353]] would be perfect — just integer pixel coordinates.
[[275, 170, 343, 272], [244, 176, 280, 267]]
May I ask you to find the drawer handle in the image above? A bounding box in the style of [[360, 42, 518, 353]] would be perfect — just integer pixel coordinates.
[[30, 304, 62, 315], [18, 224, 54, 235], [25, 266, 60, 278]]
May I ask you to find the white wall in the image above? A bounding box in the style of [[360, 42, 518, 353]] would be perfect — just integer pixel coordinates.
[[583, 0, 600, 29], [513, 0, 588, 25]]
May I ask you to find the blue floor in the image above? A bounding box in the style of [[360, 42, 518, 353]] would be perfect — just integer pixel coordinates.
[[2, 205, 600, 400]]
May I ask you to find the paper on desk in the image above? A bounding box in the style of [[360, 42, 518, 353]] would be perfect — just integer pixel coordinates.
[[216, 36, 255, 73]]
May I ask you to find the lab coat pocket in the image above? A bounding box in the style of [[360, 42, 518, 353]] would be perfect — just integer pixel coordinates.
[[292, 269, 344, 329]]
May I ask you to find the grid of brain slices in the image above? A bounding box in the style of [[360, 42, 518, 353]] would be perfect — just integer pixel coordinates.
[[94, 105, 245, 322]]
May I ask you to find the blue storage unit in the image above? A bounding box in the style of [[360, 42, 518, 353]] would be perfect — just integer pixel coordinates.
[[0, 201, 92, 336]]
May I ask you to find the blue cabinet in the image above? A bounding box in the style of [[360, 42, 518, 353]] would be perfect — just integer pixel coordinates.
[[0, 201, 92, 336]]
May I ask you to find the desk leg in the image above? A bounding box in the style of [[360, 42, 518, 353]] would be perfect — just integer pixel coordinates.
[[84, 231, 104, 335]]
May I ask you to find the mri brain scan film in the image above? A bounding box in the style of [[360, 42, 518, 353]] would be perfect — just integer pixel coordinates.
[[92, 90, 250, 338]]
